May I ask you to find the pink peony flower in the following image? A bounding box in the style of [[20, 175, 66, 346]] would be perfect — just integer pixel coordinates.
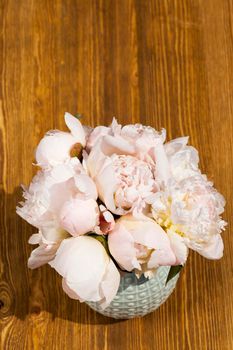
[[36, 113, 86, 168], [17, 158, 99, 237], [49, 236, 120, 309], [93, 154, 159, 215], [59, 198, 99, 236], [108, 214, 176, 278], [86, 119, 170, 215]]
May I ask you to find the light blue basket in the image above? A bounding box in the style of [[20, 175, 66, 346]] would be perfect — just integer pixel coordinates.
[[86, 266, 180, 319]]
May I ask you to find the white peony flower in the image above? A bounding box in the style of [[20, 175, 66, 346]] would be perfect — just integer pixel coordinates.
[[150, 175, 226, 261], [17, 158, 99, 237], [35, 113, 86, 168], [108, 214, 176, 278], [49, 236, 120, 309]]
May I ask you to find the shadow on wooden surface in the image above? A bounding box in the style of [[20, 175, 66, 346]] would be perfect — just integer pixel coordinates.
[[0, 187, 123, 325]]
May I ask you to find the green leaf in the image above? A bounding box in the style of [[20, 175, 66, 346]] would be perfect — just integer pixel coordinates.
[[166, 265, 183, 284], [74, 113, 82, 120], [87, 233, 110, 255]]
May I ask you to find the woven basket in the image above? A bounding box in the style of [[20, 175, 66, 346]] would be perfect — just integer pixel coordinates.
[[86, 266, 180, 319]]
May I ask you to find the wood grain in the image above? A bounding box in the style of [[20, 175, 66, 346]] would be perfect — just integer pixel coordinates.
[[0, 0, 232, 349]]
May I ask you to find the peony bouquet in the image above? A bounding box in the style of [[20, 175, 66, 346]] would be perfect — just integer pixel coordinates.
[[17, 113, 226, 312]]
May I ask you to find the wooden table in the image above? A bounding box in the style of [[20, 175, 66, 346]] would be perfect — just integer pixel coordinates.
[[0, 1, 232, 349]]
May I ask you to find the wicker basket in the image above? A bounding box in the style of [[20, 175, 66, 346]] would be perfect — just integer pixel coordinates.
[[86, 265, 180, 319]]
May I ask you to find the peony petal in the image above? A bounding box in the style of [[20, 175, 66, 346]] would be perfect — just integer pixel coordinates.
[[74, 174, 98, 200], [49, 236, 110, 302], [195, 234, 224, 260], [151, 143, 170, 184], [64, 278, 103, 301], [98, 206, 115, 234], [64, 112, 86, 146], [86, 125, 110, 151], [28, 243, 59, 269], [87, 141, 107, 178], [164, 137, 189, 156], [110, 117, 121, 134], [131, 221, 168, 249], [101, 134, 135, 156], [40, 226, 69, 244], [102, 210, 114, 223], [48, 177, 76, 214], [148, 248, 176, 268], [62, 278, 83, 301], [35, 131, 77, 168], [95, 163, 119, 214], [167, 229, 188, 265], [108, 223, 140, 271], [28, 233, 41, 245], [99, 259, 120, 309], [50, 164, 73, 183]]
